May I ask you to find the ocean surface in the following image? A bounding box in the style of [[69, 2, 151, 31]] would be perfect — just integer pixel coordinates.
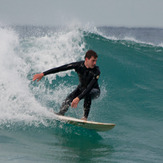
[[0, 24, 163, 163]]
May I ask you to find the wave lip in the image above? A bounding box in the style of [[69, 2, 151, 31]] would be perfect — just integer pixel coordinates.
[[97, 26, 163, 47]]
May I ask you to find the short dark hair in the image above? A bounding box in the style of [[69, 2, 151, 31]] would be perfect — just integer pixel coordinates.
[[85, 50, 98, 59]]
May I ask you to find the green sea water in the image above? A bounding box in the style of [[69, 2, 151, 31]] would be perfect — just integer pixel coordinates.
[[0, 25, 163, 162]]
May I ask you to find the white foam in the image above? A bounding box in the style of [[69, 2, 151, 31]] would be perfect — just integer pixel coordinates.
[[0, 27, 54, 126], [21, 27, 85, 82], [0, 25, 87, 127]]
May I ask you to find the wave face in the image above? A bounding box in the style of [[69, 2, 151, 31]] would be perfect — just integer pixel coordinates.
[[0, 25, 163, 163]]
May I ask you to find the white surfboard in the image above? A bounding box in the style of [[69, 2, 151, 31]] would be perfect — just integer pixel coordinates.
[[55, 114, 115, 132]]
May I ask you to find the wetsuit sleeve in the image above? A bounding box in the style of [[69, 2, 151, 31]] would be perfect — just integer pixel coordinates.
[[78, 73, 100, 100], [43, 62, 79, 76]]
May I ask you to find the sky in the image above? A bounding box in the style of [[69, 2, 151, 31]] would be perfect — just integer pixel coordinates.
[[0, 0, 163, 28]]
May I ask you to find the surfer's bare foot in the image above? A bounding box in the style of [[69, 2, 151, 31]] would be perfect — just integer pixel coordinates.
[[81, 117, 87, 121]]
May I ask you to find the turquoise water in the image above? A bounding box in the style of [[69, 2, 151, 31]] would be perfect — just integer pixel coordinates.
[[0, 25, 163, 162]]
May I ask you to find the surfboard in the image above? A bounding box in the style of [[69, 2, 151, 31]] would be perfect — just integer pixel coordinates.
[[54, 114, 115, 132]]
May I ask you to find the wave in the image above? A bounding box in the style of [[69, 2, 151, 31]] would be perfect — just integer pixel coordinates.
[[0, 24, 162, 129]]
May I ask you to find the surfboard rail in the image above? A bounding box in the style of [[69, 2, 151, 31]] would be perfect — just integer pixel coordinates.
[[55, 114, 115, 132]]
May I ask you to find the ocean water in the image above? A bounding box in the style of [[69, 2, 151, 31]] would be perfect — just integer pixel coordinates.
[[0, 24, 163, 163]]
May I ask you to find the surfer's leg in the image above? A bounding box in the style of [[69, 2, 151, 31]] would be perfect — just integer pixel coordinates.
[[83, 88, 100, 119], [58, 88, 80, 115], [83, 95, 91, 118]]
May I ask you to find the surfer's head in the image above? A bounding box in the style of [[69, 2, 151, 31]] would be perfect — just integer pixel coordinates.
[[85, 50, 98, 59], [84, 50, 98, 69]]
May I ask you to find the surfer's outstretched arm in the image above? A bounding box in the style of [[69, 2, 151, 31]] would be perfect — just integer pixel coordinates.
[[33, 62, 78, 82], [33, 73, 44, 82]]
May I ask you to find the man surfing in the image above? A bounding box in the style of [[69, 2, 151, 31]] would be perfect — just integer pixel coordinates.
[[33, 50, 100, 120]]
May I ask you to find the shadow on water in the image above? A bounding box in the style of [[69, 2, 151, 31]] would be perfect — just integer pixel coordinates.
[[46, 122, 115, 163]]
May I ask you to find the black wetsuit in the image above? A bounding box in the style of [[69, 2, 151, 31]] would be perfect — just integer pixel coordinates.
[[43, 61, 100, 118]]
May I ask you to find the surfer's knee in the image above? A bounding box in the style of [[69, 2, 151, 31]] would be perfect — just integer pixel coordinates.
[[89, 88, 100, 100]]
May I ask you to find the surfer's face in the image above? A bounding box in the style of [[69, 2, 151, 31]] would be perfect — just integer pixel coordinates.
[[85, 56, 97, 69]]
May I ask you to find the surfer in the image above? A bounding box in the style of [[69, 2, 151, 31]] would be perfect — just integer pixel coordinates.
[[33, 50, 100, 120]]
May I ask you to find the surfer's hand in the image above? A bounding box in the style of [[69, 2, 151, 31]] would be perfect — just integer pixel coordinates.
[[71, 97, 80, 108], [33, 73, 44, 82]]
